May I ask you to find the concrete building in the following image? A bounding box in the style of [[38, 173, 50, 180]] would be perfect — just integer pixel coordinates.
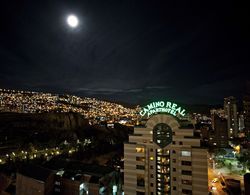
[[16, 164, 55, 195], [224, 96, 238, 138], [210, 108, 225, 130], [243, 95, 250, 138], [238, 114, 245, 131], [124, 114, 208, 195], [44, 159, 120, 195], [209, 114, 228, 147], [54, 173, 100, 195], [16, 161, 120, 195]]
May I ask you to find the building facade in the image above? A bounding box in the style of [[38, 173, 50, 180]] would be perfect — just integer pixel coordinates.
[[16, 165, 55, 195], [209, 114, 228, 147], [243, 95, 250, 138], [224, 96, 238, 138], [124, 114, 208, 195], [210, 108, 225, 130], [16, 162, 119, 195]]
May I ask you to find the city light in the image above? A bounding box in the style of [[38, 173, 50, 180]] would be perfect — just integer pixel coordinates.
[[234, 145, 240, 153], [0, 88, 139, 125]]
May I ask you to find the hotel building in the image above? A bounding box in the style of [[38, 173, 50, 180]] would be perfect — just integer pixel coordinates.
[[124, 114, 208, 195]]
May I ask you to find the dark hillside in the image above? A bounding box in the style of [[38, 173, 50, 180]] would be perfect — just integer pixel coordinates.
[[0, 112, 132, 150]]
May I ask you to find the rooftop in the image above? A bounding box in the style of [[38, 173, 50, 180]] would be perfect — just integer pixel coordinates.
[[18, 164, 54, 182], [44, 158, 114, 177]]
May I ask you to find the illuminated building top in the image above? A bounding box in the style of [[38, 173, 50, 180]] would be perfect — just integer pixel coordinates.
[[139, 100, 186, 118]]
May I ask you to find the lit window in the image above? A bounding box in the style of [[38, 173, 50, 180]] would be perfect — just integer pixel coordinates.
[[136, 147, 145, 153], [136, 157, 145, 162], [181, 151, 191, 157], [79, 183, 85, 190], [150, 156, 154, 161], [182, 179, 192, 185]]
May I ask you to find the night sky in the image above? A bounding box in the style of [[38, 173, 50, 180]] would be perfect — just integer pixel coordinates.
[[0, 0, 249, 105]]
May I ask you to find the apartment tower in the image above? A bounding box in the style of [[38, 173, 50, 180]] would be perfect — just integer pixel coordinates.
[[224, 96, 238, 138], [124, 114, 208, 195]]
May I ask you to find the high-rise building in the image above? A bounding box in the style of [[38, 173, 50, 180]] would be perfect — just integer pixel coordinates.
[[208, 114, 228, 147], [238, 114, 245, 131], [124, 114, 208, 195], [224, 96, 238, 138], [243, 95, 250, 137], [210, 108, 225, 130]]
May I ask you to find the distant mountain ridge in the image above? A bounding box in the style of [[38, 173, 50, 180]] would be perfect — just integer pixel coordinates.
[[0, 88, 138, 123], [0, 88, 219, 115]]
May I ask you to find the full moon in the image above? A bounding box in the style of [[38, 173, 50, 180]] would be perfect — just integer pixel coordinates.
[[67, 15, 79, 28]]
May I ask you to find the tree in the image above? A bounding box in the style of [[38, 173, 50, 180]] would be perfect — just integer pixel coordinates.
[[228, 162, 232, 171], [236, 151, 250, 172]]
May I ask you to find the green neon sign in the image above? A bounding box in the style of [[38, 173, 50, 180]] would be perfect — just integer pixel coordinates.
[[139, 101, 186, 118]]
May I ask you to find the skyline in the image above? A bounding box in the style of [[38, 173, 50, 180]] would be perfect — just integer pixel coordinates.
[[0, 1, 249, 105]]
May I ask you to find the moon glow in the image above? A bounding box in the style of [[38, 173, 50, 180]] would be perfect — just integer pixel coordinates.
[[67, 15, 79, 28]]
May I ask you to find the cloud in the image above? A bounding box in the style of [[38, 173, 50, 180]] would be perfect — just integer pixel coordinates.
[[75, 87, 143, 95], [145, 86, 171, 89], [75, 86, 172, 95], [127, 89, 143, 93]]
